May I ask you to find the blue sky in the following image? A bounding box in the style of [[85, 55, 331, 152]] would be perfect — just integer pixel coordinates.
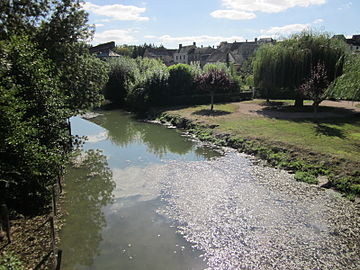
[[83, 0, 359, 48]]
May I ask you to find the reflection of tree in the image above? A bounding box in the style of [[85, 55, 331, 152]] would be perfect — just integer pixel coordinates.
[[60, 150, 115, 269], [91, 110, 137, 147], [91, 111, 195, 158]]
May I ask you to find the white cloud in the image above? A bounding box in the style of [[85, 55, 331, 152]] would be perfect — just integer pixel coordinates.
[[210, 9, 256, 20], [313, 18, 324, 24], [150, 34, 246, 48], [83, 2, 149, 21], [221, 0, 326, 13], [260, 23, 310, 38], [95, 23, 104, 28], [93, 29, 138, 45]]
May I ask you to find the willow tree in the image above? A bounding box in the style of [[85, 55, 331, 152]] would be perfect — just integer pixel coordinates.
[[329, 55, 360, 101], [253, 32, 348, 107]]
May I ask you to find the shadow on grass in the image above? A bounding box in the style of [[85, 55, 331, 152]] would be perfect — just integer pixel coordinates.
[[192, 109, 231, 116], [314, 123, 346, 138]]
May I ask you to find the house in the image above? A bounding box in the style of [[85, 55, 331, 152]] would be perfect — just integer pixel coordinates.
[[143, 47, 176, 66], [89, 41, 120, 58], [346, 35, 360, 53], [173, 43, 196, 64], [207, 38, 274, 68], [333, 34, 360, 54]]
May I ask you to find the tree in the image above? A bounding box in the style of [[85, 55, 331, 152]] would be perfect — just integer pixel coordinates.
[[299, 62, 329, 113], [253, 31, 348, 106], [0, 35, 69, 213], [0, 1, 109, 213], [196, 69, 232, 111], [329, 55, 360, 100], [168, 64, 195, 96]]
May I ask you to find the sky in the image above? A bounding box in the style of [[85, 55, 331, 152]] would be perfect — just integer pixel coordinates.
[[83, 0, 360, 48]]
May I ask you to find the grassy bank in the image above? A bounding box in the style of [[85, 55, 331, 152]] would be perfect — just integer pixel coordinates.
[[159, 100, 360, 199]]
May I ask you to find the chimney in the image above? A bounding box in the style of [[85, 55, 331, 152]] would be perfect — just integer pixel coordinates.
[[193, 42, 196, 46], [179, 44, 182, 50], [255, 38, 258, 43]]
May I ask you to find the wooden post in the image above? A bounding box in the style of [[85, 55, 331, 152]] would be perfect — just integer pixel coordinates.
[[67, 118, 73, 151], [52, 185, 57, 216], [1, 204, 11, 243], [55, 249, 62, 270], [57, 173, 63, 194], [49, 215, 56, 264]]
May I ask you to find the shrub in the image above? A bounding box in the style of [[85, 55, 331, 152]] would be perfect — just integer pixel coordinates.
[[168, 64, 196, 96], [103, 56, 138, 104], [294, 171, 318, 184], [0, 252, 24, 270], [126, 58, 169, 110]]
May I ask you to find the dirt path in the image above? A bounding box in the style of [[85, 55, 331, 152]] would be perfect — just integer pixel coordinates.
[[236, 100, 360, 119]]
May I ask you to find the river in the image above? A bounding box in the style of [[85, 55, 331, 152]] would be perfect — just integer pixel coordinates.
[[59, 110, 360, 270]]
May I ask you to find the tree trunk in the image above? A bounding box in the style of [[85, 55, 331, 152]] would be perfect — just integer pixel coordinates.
[[294, 98, 304, 108], [313, 101, 320, 115], [266, 88, 270, 103], [210, 91, 214, 111]]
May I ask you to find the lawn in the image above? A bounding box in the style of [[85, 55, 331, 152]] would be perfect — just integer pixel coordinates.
[[165, 100, 360, 163]]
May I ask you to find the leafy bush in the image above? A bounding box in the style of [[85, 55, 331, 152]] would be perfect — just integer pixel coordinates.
[[294, 171, 318, 184], [168, 64, 196, 95], [103, 57, 138, 104], [0, 252, 24, 270], [126, 58, 169, 110]]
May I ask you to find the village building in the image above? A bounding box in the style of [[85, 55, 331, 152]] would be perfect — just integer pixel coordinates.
[[347, 35, 360, 53], [333, 34, 360, 54], [143, 47, 176, 66], [207, 38, 275, 68], [173, 42, 216, 66], [89, 41, 120, 58]]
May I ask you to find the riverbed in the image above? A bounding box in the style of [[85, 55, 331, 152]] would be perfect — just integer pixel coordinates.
[[60, 110, 360, 270]]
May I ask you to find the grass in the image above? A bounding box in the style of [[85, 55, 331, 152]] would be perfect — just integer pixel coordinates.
[[163, 99, 360, 196], [166, 101, 360, 163]]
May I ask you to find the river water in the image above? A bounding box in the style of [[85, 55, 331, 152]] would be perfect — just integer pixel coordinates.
[[60, 110, 360, 270]]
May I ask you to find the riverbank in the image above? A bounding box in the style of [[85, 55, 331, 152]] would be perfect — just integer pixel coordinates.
[[157, 100, 360, 199], [0, 191, 65, 269]]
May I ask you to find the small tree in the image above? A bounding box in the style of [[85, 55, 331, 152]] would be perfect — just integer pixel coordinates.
[[196, 69, 232, 111], [299, 62, 329, 114]]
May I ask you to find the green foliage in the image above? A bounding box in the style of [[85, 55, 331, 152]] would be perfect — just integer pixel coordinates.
[[168, 64, 196, 95], [294, 171, 318, 184], [0, 35, 69, 213], [126, 58, 169, 110], [329, 55, 360, 100], [253, 31, 348, 102], [0, 1, 109, 214], [103, 57, 138, 104], [0, 252, 24, 270]]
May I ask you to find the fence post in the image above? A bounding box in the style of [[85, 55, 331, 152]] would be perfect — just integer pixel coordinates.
[[52, 185, 57, 216], [1, 204, 11, 243], [49, 215, 56, 265], [55, 249, 63, 270], [57, 173, 63, 194]]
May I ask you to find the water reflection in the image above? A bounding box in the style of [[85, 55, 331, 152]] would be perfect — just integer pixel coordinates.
[[60, 150, 115, 269], [91, 110, 220, 160]]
